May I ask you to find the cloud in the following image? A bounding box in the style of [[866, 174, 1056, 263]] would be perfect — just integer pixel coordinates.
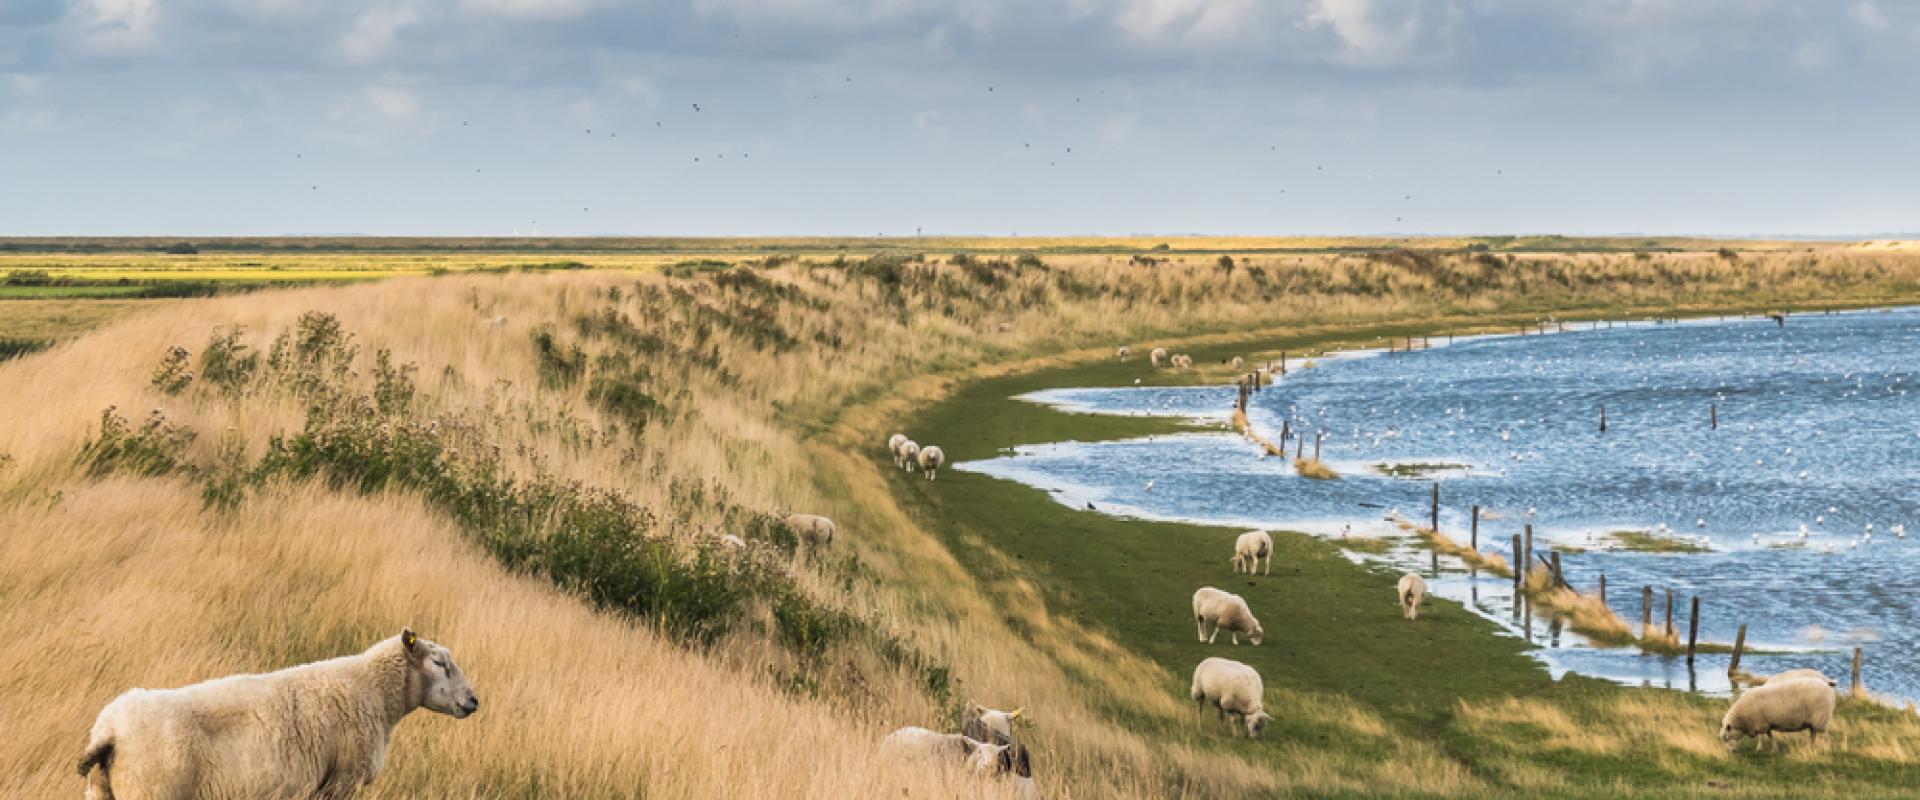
[[1848, 2, 1888, 31], [1791, 41, 1831, 72], [68, 0, 161, 55], [1114, 0, 1262, 46], [1303, 0, 1421, 66], [460, 0, 605, 20], [337, 5, 421, 65], [363, 84, 420, 119]]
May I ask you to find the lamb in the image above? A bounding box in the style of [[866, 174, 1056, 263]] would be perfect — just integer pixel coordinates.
[[1397, 574, 1427, 620], [77, 628, 477, 800], [963, 702, 1025, 746], [1765, 669, 1837, 687], [783, 513, 837, 547], [1190, 657, 1274, 737], [1720, 677, 1836, 752], [918, 445, 946, 480], [1116, 345, 1132, 360], [897, 440, 922, 472], [1192, 587, 1264, 645], [881, 726, 1006, 772], [1150, 347, 1169, 368], [1232, 531, 1272, 576]]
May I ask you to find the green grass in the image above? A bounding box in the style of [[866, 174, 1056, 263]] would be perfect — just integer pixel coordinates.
[[1374, 461, 1472, 479], [1599, 530, 1713, 554], [889, 318, 1920, 798]]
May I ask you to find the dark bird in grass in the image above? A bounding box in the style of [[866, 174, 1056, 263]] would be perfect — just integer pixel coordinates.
[[1086, 502, 1097, 511]]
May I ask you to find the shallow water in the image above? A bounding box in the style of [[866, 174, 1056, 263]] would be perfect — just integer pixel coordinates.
[[960, 308, 1920, 698]]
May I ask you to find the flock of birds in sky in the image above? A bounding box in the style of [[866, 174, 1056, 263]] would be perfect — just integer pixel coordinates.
[[283, 74, 1505, 234]]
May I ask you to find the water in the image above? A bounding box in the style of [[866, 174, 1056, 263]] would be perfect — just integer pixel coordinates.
[[959, 308, 1920, 698]]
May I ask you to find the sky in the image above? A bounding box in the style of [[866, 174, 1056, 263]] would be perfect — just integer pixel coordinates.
[[2, 0, 1918, 237]]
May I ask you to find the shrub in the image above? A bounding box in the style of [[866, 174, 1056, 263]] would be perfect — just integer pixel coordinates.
[[150, 346, 194, 395], [77, 406, 197, 478], [199, 327, 258, 394], [531, 326, 587, 387]]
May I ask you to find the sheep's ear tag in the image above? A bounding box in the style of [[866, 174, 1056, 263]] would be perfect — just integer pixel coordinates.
[[402, 629, 418, 649], [1010, 707, 1025, 719]]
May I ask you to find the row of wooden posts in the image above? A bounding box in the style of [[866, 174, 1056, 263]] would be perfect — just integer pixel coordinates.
[[1431, 484, 1864, 692]]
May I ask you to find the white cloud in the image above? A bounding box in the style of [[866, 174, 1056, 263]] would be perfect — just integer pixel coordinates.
[[1848, 1, 1888, 31], [1115, 0, 1260, 46], [1304, 0, 1419, 66], [460, 0, 603, 20], [363, 85, 420, 119], [337, 5, 420, 65], [1791, 41, 1831, 72], [68, 0, 161, 55]]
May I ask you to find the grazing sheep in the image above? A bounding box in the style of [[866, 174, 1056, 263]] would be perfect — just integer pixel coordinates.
[[1765, 669, 1837, 687], [898, 440, 922, 472], [1116, 345, 1132, 360], [1232, 531, 1273, 576], [1720, 677, 1836, 752], [963, 702, 1025, 746], [1171, 354, 1194, 370], [997, 744, 1040, 799], [1151, 347, 1169, 368], [1190, 657, 1274, 737], [1397, 574, 1427, 620], [888, 433, 908, 459], [78, 628, 477, 800], [918, 445, 946, 480], [1230, 356, 1245, 370], [1192, 587, 1264, 645], [783, 513, 837, 547], [882, 726, 1006, 772]]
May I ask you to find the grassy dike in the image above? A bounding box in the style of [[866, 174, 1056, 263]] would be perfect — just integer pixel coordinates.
[[883, 315, 1920, 798]]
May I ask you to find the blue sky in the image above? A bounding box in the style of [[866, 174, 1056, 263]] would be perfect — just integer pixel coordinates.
[[2, 0, 1917, 236]]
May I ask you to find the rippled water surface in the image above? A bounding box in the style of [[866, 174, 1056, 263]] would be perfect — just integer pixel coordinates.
[[960, 308, 1920, 697]]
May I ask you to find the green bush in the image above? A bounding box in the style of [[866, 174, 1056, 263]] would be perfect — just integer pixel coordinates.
[[77, 406, 197, 478], [150, 346, 194, 395]]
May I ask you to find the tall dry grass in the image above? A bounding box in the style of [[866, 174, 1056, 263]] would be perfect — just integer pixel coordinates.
[[4, 250, 1920, 797]]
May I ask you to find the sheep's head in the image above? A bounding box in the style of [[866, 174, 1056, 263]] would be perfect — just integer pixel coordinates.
[[1719, 722, 1742, 752], [403, 628, 479, 719], [1248, 623, 1264, 646], [1246, 712, 1273, 738], [958, 737, 1007, 772]]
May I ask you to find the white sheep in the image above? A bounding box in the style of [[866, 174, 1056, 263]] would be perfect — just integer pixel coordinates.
[[1397, 574, 1427, 620], [898, 440, 922, 472], [1190, 657, 1273, 737], [1232, 531, 1272, 576], [1230, 356, 1245, 370], [485, 315, 508, 329], [783, 513, 837, 547], [882, 726, 1006, 772], [78, 628, 477, 800], [1192, 587, 1264, 645], [1171, 354, 1194, 370], [997, 744, 1040, 799], [1720, 677, 1835, 752], [1116, 345, 1132, 360], [888, 433, 908, 460], [1150, 347, 1169, 368], [963, 702, 1025, 746], [918, 445, 946, 480], [1765, 669, 1837, 687]]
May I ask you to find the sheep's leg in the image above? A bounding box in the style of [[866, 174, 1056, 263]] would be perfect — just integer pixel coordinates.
[[1207, 623, 1220, 644], [1263, 556, 1270, 576], [1196, 617, 1207, 642]]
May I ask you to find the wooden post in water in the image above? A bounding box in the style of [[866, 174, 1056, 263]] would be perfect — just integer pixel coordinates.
[[1280, 351, 1287, 374], [1686, 596, 1701, 665], [1314, 431, 1323, 461], [1551, 551, 1565, 589], [1711, 403, 1718, 430], [1599, 404, 1607, 433], [1664, 590, 1675, 640], [1641, 586, 1652, 636], [1295, 435, 1304, 460], [1430, 483, 1440, 533], [1470, 505, 1480, 551], [1511, 535, 1522, 591], [1599, 574, 1607, 606], [1728, 624, 1748, 677], [1852, 648, 1864, 694], [1279, 419, 1290, 446], [1524, 524, 1534, 587]]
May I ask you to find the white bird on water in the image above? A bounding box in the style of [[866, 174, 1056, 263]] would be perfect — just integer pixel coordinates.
[[1144, 479, 1154, 492], [1696, 517, 1706, 528]]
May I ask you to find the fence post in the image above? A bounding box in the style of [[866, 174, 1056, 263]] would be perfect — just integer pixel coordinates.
[[1641, 586, 1652, 636], [1523, 524, 1534, 587], [1551, 551, 1565, 589], [1728, 624, 1748, 677], [1686, 596, 1701, 665], [1314, 431, 1323, 461], [1664, 590, 1675, 640], [1599, 573, 1607, 606], [1471, 505, 1480, 551], [1430, 483, 1440, 534], [1853, 648, 1864, 694], [1711, 403, 1718, 430], [1599, 404, 1607, 433], [1511, 535, 1522, 592]]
